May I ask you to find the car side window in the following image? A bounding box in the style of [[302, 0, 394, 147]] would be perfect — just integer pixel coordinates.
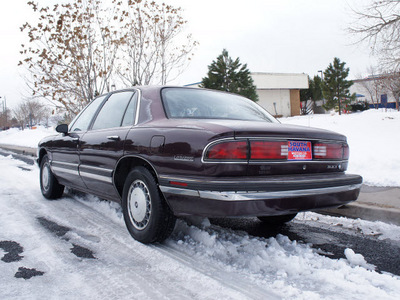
[[121, 92, 138, 127], [70, 95, 106, 132], [91, 91, 134, 130]]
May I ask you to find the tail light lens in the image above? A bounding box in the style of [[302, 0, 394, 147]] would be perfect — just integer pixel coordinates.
[[205, 140, 288, 161], [314, 143, 349, 160], [205, 141, 247, 160], [343, 144, 350, 160], [250, 141, 287, 160], [205, 140, 349, 161]]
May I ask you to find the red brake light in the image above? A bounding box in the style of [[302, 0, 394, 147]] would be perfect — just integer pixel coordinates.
[[206, 141, 248, 160], [314, 143, 346, 160], [250, 141, 287, 160]]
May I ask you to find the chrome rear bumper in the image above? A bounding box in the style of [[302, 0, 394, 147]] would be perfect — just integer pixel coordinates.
[[160, 183, 362, 202]]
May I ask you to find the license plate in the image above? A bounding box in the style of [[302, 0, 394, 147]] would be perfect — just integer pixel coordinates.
[[288, 141, 312, 161]]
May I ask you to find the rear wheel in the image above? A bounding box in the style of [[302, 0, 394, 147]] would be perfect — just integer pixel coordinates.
[[40, 154, 64, 199], [257, 213, 297, 225], [122, 167, 176, 244]]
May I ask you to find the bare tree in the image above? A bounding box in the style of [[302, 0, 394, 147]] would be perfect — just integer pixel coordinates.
[[20, 0, 127, 116], [13, 106, 28, 130], [380, 72, 400, 110], [20, 0, 197, 117], [13, 99, 51, 130], [117, 1, 197, 86], [0, 108, 11, 130], [355, 66, 383, 109], [349, 0, 400, 69]]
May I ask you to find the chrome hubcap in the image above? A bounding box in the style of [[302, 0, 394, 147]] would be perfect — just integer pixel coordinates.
[[127, 180, 151, 230], [42, 162, 50, 191]]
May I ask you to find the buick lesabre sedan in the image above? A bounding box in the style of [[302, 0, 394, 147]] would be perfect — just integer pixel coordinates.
[[38, 86, 362, 243]]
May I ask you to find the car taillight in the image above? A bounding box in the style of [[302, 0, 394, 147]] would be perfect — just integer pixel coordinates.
[[250, 141, 287, 160], [205, 141, 248, 160], [343, 144, 349, 160], [314, 143, 348, 160], [205, 140, 350, 161]]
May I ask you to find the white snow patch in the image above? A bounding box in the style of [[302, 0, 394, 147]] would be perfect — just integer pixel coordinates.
[[296, 212, 400, 242], [279, 109, 400, 187], [168, 219, 400, 300], [0, 126, 56, 148], [344, 248, 373, 270]]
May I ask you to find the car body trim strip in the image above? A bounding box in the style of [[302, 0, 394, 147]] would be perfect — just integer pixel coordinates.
[[51, 161, 78, 169], [51, 161, 113, 183], [51, 166, 79, 176], [79, 164, 113, 175], [79, 171, 113, 183], [159, 184, 362, 201]]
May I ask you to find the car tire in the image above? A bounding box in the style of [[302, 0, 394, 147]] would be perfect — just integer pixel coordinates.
[[40, 154, 65, 199], [122, 166, 176, 244], [257, 213, 297, 225]]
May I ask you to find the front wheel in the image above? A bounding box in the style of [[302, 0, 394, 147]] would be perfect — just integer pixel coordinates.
[[40, 154, 64, 199], [257, 213, 297, 225], [122, 167, 176, 244]]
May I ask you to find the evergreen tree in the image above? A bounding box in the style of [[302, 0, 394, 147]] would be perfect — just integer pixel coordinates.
[[300, 75, 323, 114], [201, 49, 258, 101], [321, 57, 355, 115], [301, 75, 323, 102], [300, 77, 313, 102]]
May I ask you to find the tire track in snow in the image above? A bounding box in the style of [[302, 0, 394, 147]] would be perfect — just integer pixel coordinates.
[[37, 194, 256, 299], [65, 195, 279, 299], [154, 243, 279, 300]]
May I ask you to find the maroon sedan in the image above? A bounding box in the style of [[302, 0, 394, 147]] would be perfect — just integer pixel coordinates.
[[38, 86, 362, 243]]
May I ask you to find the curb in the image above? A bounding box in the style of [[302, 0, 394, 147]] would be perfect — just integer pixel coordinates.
[[318, 202, 400, 226], [0, 144, 37, 157]]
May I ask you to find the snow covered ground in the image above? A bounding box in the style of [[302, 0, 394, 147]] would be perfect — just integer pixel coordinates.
[[0, 126, 55, 148], [0, 153, 400, 299], [279, 109, 400, 187], [0, 109, 399, 186]]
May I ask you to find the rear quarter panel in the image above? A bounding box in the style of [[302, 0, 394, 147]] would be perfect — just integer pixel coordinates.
[[124, 125, 243, 177]]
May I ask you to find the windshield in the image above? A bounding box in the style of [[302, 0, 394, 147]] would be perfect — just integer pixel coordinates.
[[161, 88, 277, 123]]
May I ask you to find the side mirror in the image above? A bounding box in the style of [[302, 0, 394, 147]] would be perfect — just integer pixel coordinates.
[[56, 124, 69, 134]]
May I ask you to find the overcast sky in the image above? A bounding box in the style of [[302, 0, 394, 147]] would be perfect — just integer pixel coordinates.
[[0, 0, 375, 109]]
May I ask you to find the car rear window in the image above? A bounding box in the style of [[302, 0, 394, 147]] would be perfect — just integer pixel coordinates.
[[161, 88, 276, 122]]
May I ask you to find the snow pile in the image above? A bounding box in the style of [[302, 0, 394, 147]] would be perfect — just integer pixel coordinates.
[[280, 109, 400, 186], [0, 126, 56, 148], [169, 219, 400, 300], [297, 212, 400, 241], [344, 248, 372, 269]]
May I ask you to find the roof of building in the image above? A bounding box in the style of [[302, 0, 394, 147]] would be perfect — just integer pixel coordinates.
[[251, 72, 309, 89]]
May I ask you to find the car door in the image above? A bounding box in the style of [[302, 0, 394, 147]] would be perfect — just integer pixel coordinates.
[[78, 90, 138, 199], [50, 95, 106, 189]]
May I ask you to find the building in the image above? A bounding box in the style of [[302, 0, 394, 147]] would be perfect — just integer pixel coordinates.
[[251, 72, 308, 117], [350, 75, 399, 109], [185, 72, 309, 117]]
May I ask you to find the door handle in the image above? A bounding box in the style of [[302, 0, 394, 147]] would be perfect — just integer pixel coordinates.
[[107, 136, 120, 141]]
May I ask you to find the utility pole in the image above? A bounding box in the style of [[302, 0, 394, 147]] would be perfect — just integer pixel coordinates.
[[318, 70, 325, 105], [0, 96, 6, 130]]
